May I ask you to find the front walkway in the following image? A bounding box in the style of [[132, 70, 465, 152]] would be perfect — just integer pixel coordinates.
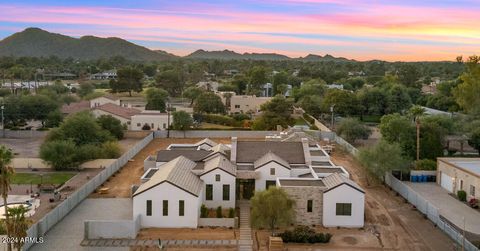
[[238, 200, 253, 251], [405, 182, 480, 234]]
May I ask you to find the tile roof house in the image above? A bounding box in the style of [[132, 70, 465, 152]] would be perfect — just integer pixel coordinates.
[[134, 137, 364, 229]]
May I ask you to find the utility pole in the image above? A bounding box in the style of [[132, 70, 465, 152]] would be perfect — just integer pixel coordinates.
[[1, 105, 4, 138], [167, 103, 171, 138]]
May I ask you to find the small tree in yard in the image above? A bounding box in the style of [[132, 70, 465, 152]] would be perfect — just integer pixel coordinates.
[[358, 140, 410, 184], [336, 117, 372, 143], [172, 111, 193, 138], [251, 187, 294, 235], [7, 206, 30, 251], [96, 115, 124, 139]]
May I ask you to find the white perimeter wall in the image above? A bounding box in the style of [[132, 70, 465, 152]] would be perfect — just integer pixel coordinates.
[[200, 169, 236, 209], [133, 182, 201, 228], [255, 162, 291, 191], [323, 184, 364, 228]]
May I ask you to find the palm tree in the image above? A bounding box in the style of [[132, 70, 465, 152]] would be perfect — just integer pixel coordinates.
[[7, 205, 30, 251], [409, 105, 426, 161], [0, 145, 14, 251], [222, 92, 233, 112]]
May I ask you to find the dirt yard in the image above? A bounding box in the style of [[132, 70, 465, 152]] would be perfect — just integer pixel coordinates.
[[329, 148, 456, 251], [137, 227, 238, 240], [89, 138, 232, 198]]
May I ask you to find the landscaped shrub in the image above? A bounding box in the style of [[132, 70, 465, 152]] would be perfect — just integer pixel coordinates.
[[141, 123, 151, 130], [200, 204, 208, 218], [228, 208, 235, 218], [216, 206, 223, 218], [232, 113, 250, 121], [458, 190, 467, 202], [415, 159, 437, 170], [278, 226, 331, 244]]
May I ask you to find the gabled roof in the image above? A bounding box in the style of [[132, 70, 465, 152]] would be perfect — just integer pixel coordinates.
[[254, 151, 290, 170], [134, 156, 203, 197], [156, 150, 211, 162], [322, 173, 364, 194], [195, 138, 218, 147], [94, 103, 140, 119], [210, 143, 230, 154], [236, 141, 305, 164], [201, 155, 236, 177]]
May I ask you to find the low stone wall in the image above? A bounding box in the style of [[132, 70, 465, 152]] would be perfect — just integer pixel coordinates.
[[198, 217, 237, 228], [84, 215, 140, 239]]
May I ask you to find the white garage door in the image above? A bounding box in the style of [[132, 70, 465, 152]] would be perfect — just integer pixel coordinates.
[[440, 173, 453, 193]]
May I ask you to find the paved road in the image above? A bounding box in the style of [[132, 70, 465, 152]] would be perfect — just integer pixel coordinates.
[[30, 198, 132, 251], [406, 182, 480, 234]]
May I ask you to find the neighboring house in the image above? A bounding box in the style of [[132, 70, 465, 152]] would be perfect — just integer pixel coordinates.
[[90, 70, 117, 80], [134, 137, 364, 229], [130, 111, 170, 131], [196, 81, 219, 92], [217, 92, 272, 114], [326, 84, 344, 90], [61, 100, 90, 116], [260, 83, 292, 97], [91, 103, 140, 128], [90, 95, 121, 108], [437, 158, 480, 200]]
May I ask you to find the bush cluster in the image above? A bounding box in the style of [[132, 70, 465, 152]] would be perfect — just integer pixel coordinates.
[[194, 113, 250, 127], [457, 190, 467, 202], [278, 226, 332, 244], [415, 159, 437, 170], [200, 204, 208, 218]]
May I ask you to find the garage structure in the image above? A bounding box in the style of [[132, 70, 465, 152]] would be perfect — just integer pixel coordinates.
[[437, 158, 480, 199]]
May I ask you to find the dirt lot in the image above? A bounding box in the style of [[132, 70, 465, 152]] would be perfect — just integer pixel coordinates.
[[90, 138, 232, 198], [328, 148, 456, 251]]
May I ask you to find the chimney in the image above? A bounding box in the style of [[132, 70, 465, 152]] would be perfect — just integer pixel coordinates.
[[230, 137, 237, 164]]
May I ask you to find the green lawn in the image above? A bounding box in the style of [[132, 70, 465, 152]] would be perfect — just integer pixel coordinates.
[[12, 172, 76, 185], [294, 117, 308, 126]]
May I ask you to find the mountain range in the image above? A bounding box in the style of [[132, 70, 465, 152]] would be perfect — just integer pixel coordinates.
[[0, 28, 353, 62]]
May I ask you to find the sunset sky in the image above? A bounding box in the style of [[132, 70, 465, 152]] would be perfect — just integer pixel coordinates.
[[0, 0, 479, 61]]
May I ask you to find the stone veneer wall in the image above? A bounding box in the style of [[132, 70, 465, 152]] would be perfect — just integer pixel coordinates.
[[283, 186, 324, 226]]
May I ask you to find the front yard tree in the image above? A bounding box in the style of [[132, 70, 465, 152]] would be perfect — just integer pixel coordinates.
[[172, 111, 193, 138], [0, 145, 14, 251], [251, 187, 294, 235], [145, 88, 168, 112], [336, 117, 372, 143], [358, 141, 410, 183], [252, 95, 293, 130], [468, 128, 480, 155], [183, 86, 204, 106], [110, 67, 143, 96], [155, 69, 184, 96], [96, 115, 124, 140], [40, 140, 78, 169], [193, 92, 226, 114]]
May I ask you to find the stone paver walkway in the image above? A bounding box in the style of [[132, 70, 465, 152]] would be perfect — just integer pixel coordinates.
[[238, 200, 253, 251]]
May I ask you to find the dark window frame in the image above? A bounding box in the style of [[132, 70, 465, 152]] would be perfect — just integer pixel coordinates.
[[146, 200, 152, 216], [307, 200, 313, 213], [179, 200, 185, 216], [223, 184, 230, 201], [336, 203, 352, 216], [206, 184, 213, 200], [163, 200, 168, 216]]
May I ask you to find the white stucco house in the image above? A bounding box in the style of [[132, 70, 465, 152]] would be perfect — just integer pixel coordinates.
[[133, 137, 364, 229]]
